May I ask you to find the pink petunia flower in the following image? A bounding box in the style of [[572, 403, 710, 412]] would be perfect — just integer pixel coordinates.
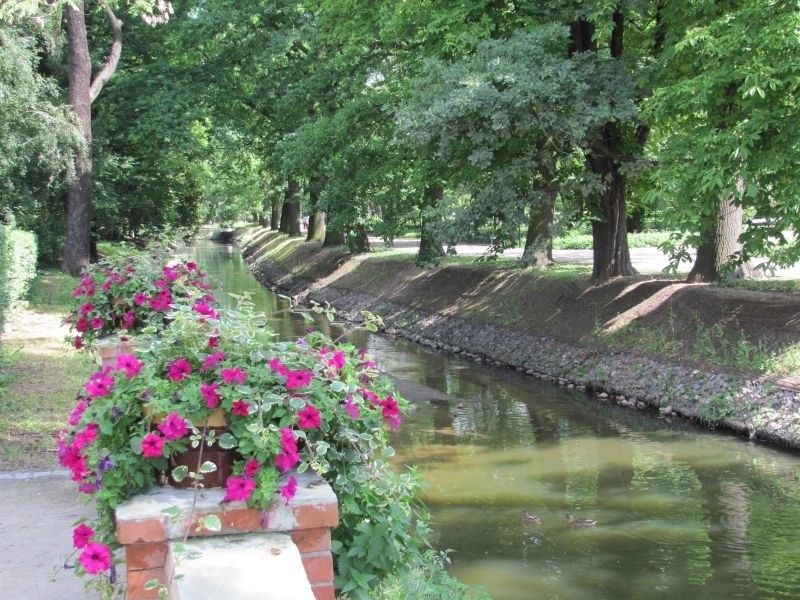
[[343, 396, 360, 420], [73, 523, 94, 549], [167, 358, 192, 382], [90, 317, 104, 330], [231, 399, 250, 416], [69, 399, 90, 426], [140, 432, 164, 458], [223, 476, 256, 503], [76, 316, 88, 333], [243, 459, 260, 477], [268, 357, 287, 375], [78, 542, 112, 574], [275, 451, 300, 473], [280, 476, 298, 506], [201, 352, 226, 371], [157, 413, 188, 441], [85, 373, 115, 398], [298, 403, 321, 429], [192, 301, 218, 320], [74, 335, 83, 349], [280, 428, 297, 453], [200, 381, 221, 408], [208, 331, 220, 349], [221, 368, 247, 385], [133, 292, 149, 306], [74, 423, 99, 450], [79, 302, 94, 314], [115, 354, 144, 379], [285, 369, 313, 390], [121, 311, 136, 330]]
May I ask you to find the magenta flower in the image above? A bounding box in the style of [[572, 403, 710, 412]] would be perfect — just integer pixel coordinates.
[[115, 354, 144, 379], [85, 373, 115, 398], [69, 399, 89, 426], [90, 317, 104, 330], [140, 433, 164, 458], [321, 349, 345, 371], [275, 451, 300, 473], [280, 428, 297, 453], [74, 423, 98, 450], [201, 352, 226, 371], [193, 301, 219, 320], [200, 381, 221, 408], [76, 316, 88, 333], [72, 523, 94, 549], [78, 542, 112, 574], [208, 333, 220, 349], [157, 413, 188, 441], [298, 403, 321, 429], [285, 369, 313, 390], [268, 358, 287, 375], [280, 476, 298, 506], [133, 292, 148, 306], [121, 311, 136, 330], [243, 459, 260, 477], [224, 476, 256, 502], [231, 399, 250, 416], [79, 302, 94, 314], [167, 358, 192, 382], [221, 368, 247, 385], [344, 396, 360, 420], [74, 335, 83, 349]]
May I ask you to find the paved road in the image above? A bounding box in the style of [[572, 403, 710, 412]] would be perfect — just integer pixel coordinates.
[[370, 238, 800, 279]]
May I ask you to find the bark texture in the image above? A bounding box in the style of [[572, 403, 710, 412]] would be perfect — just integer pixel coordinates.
[[417, 185, 445, 266], [279, 180, 302, 236]]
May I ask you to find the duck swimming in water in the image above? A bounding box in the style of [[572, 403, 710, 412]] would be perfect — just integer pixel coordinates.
[[522, 510, 541, 525], [566, 512, 597, 527]]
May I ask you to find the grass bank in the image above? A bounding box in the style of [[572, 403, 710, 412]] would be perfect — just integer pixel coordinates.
[[0, 269, 94, 471], [242, 228, 800, 448]]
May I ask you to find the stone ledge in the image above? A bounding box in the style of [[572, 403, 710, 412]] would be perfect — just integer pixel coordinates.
[[170, 533, 315, 600], [116, 471, 338, 543]]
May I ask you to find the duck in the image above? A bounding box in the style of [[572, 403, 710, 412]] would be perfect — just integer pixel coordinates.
[[566, 512, 597, 527], [522, 510, 541, 525]]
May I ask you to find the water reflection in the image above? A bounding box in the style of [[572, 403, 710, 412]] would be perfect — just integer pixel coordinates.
[[182, 239, 800, 600]]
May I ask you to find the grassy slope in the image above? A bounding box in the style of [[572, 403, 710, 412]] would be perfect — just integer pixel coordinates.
[[0, 269, 94, 470]]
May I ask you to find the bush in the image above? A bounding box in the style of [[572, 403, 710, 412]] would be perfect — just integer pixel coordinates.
[[0, 226, 38, 333]]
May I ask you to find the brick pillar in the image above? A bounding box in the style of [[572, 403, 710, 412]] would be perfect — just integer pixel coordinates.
[[116, 471, 338, 600]]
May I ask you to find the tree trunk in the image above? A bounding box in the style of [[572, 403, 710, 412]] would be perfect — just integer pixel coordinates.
[[278, 180, 302, 236], [348, 223, 371, 253], [64, 2, 123, 276], [306, 176, 325, 242], [417, 185, 445, 266], [270, 195, 281, 230], [521, 190, 555, 267], [687, 196, 753, 282], [64, 3, 93, 276], [322, 223, 345, 247], [571, 11, 636, 281]]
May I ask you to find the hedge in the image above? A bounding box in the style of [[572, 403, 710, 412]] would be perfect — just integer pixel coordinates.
[[0, 227, 38, 334]]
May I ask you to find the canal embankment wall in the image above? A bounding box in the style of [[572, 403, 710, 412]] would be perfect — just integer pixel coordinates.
[[239, 228, 800, 450]]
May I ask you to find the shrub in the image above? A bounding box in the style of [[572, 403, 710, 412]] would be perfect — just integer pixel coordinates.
[[0, 226, 38, 333]]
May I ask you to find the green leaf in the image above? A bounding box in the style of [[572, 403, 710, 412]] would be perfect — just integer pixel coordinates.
[[218, 433, 238, 449], [144, 579, 161, 591], [170, 466, 189, 483], [381, 446, 396, 458], [330, 380, 346, 393], [200, 515, 222, 532], [199, 461, 217, 474]]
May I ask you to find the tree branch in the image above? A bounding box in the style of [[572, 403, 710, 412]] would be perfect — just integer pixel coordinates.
[[89, 2, 123, 104]]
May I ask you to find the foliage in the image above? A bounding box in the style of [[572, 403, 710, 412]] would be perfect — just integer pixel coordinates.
[[64, 248, 213, 349], [5, 229, 38, 312], [395, 25, 637, 254], [0, 224, 5, 333], [59, 275, 427, 597], [0, 22, 84, 264], [644, 1, 800, 272], [375, 549, 489, 600], [554, 230, 674, 250]]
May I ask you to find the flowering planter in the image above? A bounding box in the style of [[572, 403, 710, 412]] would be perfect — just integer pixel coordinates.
[[167, 425, 237, 489], [95, 335, 143, 368]]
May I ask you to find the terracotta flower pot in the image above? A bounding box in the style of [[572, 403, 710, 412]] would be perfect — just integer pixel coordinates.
[[167, 425, 238, 489]]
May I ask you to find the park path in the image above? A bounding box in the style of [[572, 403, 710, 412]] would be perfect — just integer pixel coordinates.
[[369, 238, 800, 279]]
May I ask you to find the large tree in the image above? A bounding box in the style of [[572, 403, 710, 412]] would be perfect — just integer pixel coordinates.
[[62, 0, 172, 275]]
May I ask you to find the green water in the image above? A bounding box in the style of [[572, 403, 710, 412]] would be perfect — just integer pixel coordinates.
[[182, 239, 800, 600]]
